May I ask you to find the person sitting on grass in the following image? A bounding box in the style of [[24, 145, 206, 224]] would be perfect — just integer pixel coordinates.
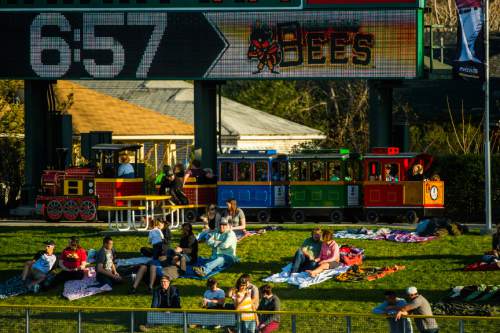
[[203, 278, 225, 309], [305, 229, 340, 278], [21, 240, 57, 292], [197, 204, 221, 242], [290, 227, 322, 274], [372, 290, 413, 333], [148, 220, 164, 260], [258, 285, 281, 333], [52, 236, 87, 286], [193, 218, 237, 277], [95, 236, 122, 287], [138, 275, 181, 332], [483, 224, 500, 264], [224, 198, 248, 239]]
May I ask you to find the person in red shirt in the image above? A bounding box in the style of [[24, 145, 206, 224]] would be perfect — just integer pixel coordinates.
[[52, 236, 88, 286]]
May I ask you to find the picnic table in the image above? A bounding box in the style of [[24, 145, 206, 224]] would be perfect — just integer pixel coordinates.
[[106, 195, 208, 231], [110, 194, 172, 231]]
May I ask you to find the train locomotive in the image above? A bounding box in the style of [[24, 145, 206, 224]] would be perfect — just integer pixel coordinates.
[[36, 144, 144, 221]]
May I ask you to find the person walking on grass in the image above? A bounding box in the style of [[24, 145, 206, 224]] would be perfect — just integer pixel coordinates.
[[394, 287, 439, 333]]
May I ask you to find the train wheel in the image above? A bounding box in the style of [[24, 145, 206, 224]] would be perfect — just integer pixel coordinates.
[[63, 199, 80, 221], [329, 210, 344, 223], [79, 200, 97, 221], [46, 200, 63, 222], [366, 210, 379, 224], [292, 210, 306, 224], [257, 210, 271, 223], [405, 210, 419, 224], [185, 209, 197, 223]]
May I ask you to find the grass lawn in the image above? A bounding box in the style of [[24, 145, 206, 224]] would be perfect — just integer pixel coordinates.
[[0, 224, 499, 327]]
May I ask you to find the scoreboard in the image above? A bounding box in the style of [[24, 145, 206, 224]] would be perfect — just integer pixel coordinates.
[[0, 0, 424, 80]]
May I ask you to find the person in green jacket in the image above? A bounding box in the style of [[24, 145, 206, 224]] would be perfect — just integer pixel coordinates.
[[291, 228, 322, 273], [193, 218, 237, 277]]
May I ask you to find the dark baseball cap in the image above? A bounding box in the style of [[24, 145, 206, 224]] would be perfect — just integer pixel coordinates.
[[69, 236, 79, 243], [43, 240, 55, 246]]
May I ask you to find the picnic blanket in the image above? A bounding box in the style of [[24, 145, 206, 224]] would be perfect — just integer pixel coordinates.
[[432, 301, 492, 316], [335, 265, 405, 282], [464, 261, 500, 271], [0, 275, 29, 299], [237, 226, 284, 242], [116, 257, 151, 267], [62, 267, 112, 301], [262, 263, 350, 289], [334, 228, 437, 243], [181, 257, 234, 280], [448, 285, 500, 302]]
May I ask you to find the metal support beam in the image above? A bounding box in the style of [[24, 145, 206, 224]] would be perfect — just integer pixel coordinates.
[[23, 80, 51, 205], [194, 81, 218, 171], [369, 81, 393, 148]]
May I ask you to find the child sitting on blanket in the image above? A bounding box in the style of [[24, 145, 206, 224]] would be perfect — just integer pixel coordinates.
[[148, 220, 165, 260], [305, 230, 340, 278]]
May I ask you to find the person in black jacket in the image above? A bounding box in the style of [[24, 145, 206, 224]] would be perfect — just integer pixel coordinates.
[[139, 275, 181, 332]]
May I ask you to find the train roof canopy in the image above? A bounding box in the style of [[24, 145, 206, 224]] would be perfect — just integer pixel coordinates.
[[91, 144, 142, 152]]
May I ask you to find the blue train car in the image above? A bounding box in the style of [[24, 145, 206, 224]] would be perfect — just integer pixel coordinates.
[[217, 150, 288, 222]]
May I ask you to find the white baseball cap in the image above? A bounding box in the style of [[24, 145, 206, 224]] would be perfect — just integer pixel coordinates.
[[406, 286, 418, 295]]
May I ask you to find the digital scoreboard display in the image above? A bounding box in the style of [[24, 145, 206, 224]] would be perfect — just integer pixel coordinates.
[[0, 0, 303, 11], [0, 10, 423, 80]]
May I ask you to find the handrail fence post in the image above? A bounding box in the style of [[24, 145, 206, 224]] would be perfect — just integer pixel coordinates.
[[130, 311, 134, 333], [183, 311, 188, 333], [77, 310, 82, 333], [291, 314, 297, 333], [345, 315, 352, 333], [25, 308, 30, 333]]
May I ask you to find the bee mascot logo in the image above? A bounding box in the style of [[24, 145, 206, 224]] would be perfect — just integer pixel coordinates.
[[247, 20, 282, 74]]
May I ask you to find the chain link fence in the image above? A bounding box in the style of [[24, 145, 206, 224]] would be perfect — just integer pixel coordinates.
[[0, 305, 498, 333]]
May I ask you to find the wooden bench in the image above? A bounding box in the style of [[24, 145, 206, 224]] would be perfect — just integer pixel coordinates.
[[98, 205, 146, 231]]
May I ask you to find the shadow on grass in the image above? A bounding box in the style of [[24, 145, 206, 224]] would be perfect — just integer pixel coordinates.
[[367, 254, 479, 264]]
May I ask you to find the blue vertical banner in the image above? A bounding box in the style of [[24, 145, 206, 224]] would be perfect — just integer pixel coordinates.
[[453, 0, 485, 80]]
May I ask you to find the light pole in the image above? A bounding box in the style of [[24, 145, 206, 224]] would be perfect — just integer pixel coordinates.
[[484, 0, 492, 233]]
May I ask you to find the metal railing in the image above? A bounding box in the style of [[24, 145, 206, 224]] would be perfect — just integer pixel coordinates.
[[0, 305, 499, 333]]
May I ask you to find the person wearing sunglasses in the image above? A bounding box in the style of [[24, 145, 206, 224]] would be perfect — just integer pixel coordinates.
[[21, 240, 57, 292], [197, 204, 221, 242]]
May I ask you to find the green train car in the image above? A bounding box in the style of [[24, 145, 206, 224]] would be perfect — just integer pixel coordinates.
[[288, 149, 362, 223]]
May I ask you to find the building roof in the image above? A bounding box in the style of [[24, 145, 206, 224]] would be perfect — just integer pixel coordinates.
[[56, 81, 193, 137], [71, 80, 325, 139]]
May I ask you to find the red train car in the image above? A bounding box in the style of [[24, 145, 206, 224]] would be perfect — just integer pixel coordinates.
[[362, 147, 444, 223]]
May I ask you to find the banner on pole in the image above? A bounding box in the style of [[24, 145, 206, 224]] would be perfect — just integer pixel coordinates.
[[453, 0, 485, 80]]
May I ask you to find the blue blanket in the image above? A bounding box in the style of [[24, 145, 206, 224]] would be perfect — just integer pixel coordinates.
[[181, 257, 233, 280]]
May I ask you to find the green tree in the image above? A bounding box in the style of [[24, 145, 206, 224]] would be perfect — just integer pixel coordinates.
[[0, 80, 24, 211]]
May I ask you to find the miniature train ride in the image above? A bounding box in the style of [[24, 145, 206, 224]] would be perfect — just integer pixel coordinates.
[[36, 146, 444, 223]]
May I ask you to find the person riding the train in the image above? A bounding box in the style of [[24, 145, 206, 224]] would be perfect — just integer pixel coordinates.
[[384, 164, 395, 182], [117, 154, 135, 178]]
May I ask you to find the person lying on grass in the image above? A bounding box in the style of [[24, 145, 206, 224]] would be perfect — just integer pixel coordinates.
[[21, 240, 57, 291], [305, 230, 340, 278], [290, 227, 322, 273]]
